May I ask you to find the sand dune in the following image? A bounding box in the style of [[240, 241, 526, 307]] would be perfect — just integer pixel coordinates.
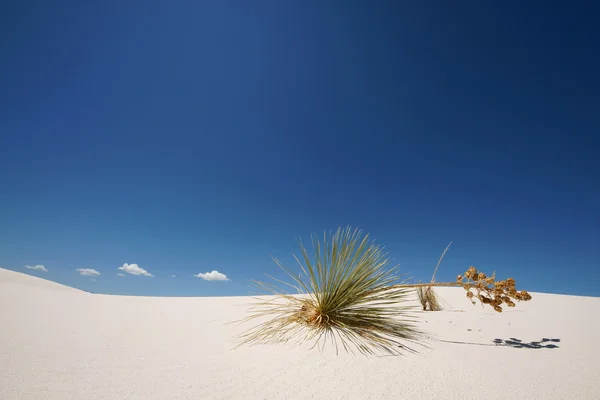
[[0, 267, 83, 293], [1, 267, 599, 399]]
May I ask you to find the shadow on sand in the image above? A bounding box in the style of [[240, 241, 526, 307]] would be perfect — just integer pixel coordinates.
[[493, 337, 560, 349], [439, 337, 560, 349]]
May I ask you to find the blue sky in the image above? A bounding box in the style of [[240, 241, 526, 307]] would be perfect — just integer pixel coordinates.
[[1, 1, 598, 297]]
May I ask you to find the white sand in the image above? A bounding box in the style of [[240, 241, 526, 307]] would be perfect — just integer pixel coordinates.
[[1, 267, 599, 400]]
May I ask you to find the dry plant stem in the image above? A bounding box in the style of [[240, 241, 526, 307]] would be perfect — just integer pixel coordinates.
[[403, 282, 462, 289], [375, 266, 532, 313], [416, 285, 428, 310], [417, 241, 451, 311], [430, 242, 452, 283], [417, 285, 442, 311]]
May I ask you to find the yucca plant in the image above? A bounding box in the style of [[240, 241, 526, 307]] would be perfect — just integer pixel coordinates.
[[235, 226, 532, 356], [236, 227, 423, 356], [416, 285, 443, 311], [416, 242, 451, 311]]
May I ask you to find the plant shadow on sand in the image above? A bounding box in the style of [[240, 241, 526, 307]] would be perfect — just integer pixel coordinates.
[[438, 337, 560, 349], [494, 337, 560, 349]]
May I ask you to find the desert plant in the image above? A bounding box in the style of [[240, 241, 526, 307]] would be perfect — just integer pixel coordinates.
[[416, 285, 442, 311], [236, 227, 423, 356], [386, 267, 532, 312], [457, 266, 532, 312], [416, 242, 451, 311], [416, 284, 428, 310], [236, 227, 532, 355]]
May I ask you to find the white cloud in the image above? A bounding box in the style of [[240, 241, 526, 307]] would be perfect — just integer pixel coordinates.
[[77, 268, 100, 277], [118, 263, 153, 277], [25, 264, 48, 272], [194, 270, 229, 281], [171, 275, 176, 278], [117, 273, 125, 277]]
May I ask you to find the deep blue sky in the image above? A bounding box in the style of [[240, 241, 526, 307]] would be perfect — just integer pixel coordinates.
[[1, 1, 598, 297]]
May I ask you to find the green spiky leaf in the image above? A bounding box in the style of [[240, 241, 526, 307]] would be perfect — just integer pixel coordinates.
[[235, 227, 423, 355]]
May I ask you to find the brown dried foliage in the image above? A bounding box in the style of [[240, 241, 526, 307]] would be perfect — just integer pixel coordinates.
[[456, 266, 532, 312], [416, 286, 442, 311]]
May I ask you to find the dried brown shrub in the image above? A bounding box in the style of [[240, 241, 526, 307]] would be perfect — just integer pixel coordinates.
[[416, 242, 452, 311], [457, 266, 532, 312], [416, 286, 442, 311]]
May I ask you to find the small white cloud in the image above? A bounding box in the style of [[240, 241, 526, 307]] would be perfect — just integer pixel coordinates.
[[194, 270, 229, 281], [118, 263, 153, 277], [117, 273, 125, 277], [171, 275, 176, 278], [77, 268, 100, 277], [25, 264, 48, 272]]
